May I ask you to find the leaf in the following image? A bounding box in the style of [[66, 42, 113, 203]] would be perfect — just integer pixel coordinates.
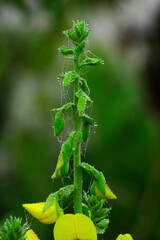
[[78, 95, 87, 115], [74, 41, 85, 55], [51, 103, 74, 114], [82, 192, 111, 235], [57, 185, 75, 203], [80, 58, 104, 67], [75, 90, 93, 115], [51, 134, 74, 179], [81, 114, 94, 125], [72, 131, 82, 151], [54, 113, 65, 136], [42, 194, 56, 213], [59, 46, 73, 55], [96, 219, 109, 234], [60, 102, 74, 113], [82, 123, 91, 142], [80, 78, 90, 95], [63, 71, 79, 87]]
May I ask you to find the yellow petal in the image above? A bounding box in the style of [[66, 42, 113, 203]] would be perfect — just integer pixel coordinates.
[[25, 230, 40, 240], [23, 202, 58, 224], [54, 213, 97, 240], [54, 214, 76, 240], [95, 184, 117, 199], [75, 213, 97, 240], [116, 234, 133, 240]]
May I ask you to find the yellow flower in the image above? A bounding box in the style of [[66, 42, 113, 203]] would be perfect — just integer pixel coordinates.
[[54, 213, 97, 240], [23, 201, 63, 224], [25, 230, 40, 240], [116, 234, 134, 240]]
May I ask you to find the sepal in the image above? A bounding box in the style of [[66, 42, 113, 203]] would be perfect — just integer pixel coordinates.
[[81, 114, 94, 142], [58, 46, 74, 59], [54, 112, 65, 136], [81, 163, 117, 199], [80, 58, 104, 68], [80, 78, 90, 95], [75, 89, 93, 115], [51, 135, 73, 178], [63, 71, 79, 87]]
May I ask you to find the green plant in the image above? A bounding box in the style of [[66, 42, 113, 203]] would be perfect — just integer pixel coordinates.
[[0, 217, 28, 240], [1, 21, 134, 240]]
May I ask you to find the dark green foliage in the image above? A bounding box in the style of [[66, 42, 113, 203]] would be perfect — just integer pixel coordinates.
[[82, 123, 91, 142], [82, 193, 111, 234], [81, 114, 94, 142], [0, 217, 28, 240]]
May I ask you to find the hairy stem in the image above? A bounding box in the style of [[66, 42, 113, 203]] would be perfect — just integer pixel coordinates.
[[73, 54, 82, 213]]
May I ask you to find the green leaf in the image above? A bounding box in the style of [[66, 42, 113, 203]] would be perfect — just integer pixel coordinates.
[[60, 102, 74, 113], [80, 58, 104, 67], [72, 131, 82, 151], [57, 185, 75, 204], [75, 89, 93, 115], [80, 78, 90, 95], [42, 194, 57, 213], [51, 103, 74, 114], [81, 162, 100, 179], [59, 46, 73, 55], [82, 123, 91, 142], [78, 95, 86, 115], [96, 219, 109, 234], [63, 71, 79, 87], [80, 114, 94, 125], [42, 195, 63, 218], [82, 192, 111, 235], [78, 30, 90, 43], [74, 41, 85, 55], [51, 134, 73, 179], [54, 113, 65, 136], [0, 217, 28, 240]]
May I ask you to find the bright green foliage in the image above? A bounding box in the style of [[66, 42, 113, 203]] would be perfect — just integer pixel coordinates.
[[0, 217, 28, 240], [80, 58, 104, 68], [51, 102, 74, 114], [50, 20, 115, 235], [82, 193, 111, 234], [63, 71, 79, 87], [54, 112, 65, 136], [58, 46, 74, 59], [80, 78, 90, 95], [63, 20, 90, 46], [75, 89, 93, 115]]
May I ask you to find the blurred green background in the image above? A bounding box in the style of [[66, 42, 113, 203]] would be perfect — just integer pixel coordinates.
[[0, 0, 160, 239]]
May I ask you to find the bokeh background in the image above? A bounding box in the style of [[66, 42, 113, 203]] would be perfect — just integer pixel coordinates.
[[0, 0, 160, 239]]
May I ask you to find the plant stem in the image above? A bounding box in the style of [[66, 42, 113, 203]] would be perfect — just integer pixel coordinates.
[[73, 54, 82, 213]]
